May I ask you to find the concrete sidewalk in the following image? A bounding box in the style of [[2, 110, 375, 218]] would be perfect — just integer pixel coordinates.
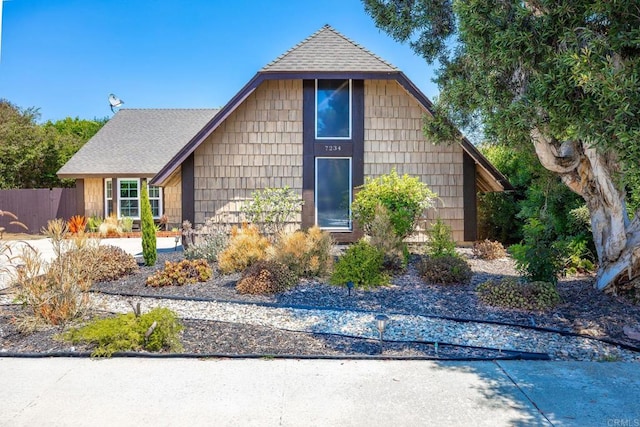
[[0, 359, 637, 426]]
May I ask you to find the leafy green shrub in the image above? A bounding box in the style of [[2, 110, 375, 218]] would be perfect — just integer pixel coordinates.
[[330, 240, 389, 289], [236, 260, 298, 294], [184, 231, 228, 264], [86, 215, 103, 233], [241, 186, 303, 238], [61, 307, 183, 357], [146, 259, 212, 287], [555, 234, 596, 276], [271, 226, 333, 277], [140, 181, 157, 266], [218, 224, 271, 274], [472, 239, 507, 260], [509, 218, 562, 284], [477, 278, 561, 311], [61, 245, 138, 283], [352, 168, 436, 239], [418, 255, 472, 284], [368, 204, 407, 271], [425, 218, 457, 258]]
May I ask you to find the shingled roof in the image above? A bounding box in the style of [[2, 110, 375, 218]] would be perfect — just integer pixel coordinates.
[[262, 25, 398, 73], [58, 109, 218, 178]]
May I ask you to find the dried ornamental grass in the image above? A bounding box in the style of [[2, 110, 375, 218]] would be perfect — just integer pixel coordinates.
[[218, 224, 271, 274], [472, 239, 507, 260], [236, 260, 298, 295]]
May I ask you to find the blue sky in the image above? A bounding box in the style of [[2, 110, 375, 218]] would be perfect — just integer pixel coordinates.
[[0, 0, 438, 123]]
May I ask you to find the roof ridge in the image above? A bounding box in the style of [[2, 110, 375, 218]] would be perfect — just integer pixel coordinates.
[[120, 108, 220, 111], [322, 25, 398, 71], [261, 24, 398, 72]]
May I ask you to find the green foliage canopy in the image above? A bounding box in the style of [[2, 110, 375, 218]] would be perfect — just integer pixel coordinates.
[[0, 99, 106, 189]]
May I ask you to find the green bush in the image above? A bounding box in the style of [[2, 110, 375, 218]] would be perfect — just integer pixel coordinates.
[[352, 169, 436, 239], [241, 186, 303, 238], [555, 234, 596, 276], [236, 260, 298, 294], [61, 307, 183, 357], [330, 240, 389, 289], [140, 181, 157, 266], [477, 278, 561, 311], [368, 204, 407, 271], [425, 218, 457, 258], [146, 259, 213, 287], [119, 217, 134, 233], [418, 255, 472, 284], [509, 218, 562, 284], [86, 215, 103, 233], [184, 231, 228, 264]]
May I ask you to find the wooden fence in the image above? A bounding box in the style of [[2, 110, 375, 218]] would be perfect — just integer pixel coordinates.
[[0, 187, 82, 234]]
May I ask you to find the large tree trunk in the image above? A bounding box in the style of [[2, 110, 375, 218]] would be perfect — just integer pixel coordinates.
[[531, 128, 640, 291]]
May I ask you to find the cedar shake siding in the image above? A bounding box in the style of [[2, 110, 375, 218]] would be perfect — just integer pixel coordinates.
[[364, 80, 465, 241], [163, 167, 182, 226], [83, 178, 103, 218], [192, 79, 304, 225]]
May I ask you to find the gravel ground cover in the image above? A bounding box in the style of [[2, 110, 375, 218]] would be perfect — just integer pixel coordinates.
[[1, 248, 640, 361]]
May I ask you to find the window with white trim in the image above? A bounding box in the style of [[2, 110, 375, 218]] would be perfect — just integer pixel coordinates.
[[104, 179, 113, 217], [104, 178, 163, 219]]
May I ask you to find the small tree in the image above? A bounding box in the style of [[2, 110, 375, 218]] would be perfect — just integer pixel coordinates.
[[241, 187, 303, 239], [352, 169, 436, 239], [140, 181, 157, 266]]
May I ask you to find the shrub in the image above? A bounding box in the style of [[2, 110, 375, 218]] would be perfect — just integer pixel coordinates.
[[61, 307, 183, 357], [555, 234, 596, 276], [425, 218, 457, 258], [60, 245, 138, 283], [418, 255, 472, 284], [272, 226, 333, 277], [352, 168, 436, 239], [241, 186, 303, 238], [236, 260, 298, 294], [67, 215, 87, 234], [98, 214, 122, 237], [87, 215, 103, 233], [368, 204, 407, 271], [119, 217, 134, 233], [140, 181, 157, 266], [509, 218, 562, 284], [472, 239, 507, 260], [146, 259, 213, 287], [330, 240, 388, 289], [477, 278, 561, 311], [218, 224, 271, 274], [184, 231, 228, 264], [13, 219, 94, 328]]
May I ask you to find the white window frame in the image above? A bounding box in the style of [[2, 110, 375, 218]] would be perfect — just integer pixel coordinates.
[[104, 179, 113, 218], [315, 157, 352, 231], [103, 178, 162, 220], [315, 79, 352, 140]]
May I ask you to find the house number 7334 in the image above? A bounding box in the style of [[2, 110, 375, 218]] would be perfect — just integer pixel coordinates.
[[324, 145, 341, 152]]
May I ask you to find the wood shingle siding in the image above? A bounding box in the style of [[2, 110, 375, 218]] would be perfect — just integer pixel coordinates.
[[83, 178, 103, 218], [193, 80, 304, 225], [364, 80, 465, 241]]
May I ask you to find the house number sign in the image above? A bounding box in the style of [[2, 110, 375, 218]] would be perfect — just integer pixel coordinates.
[[323, 145, 342, 152]]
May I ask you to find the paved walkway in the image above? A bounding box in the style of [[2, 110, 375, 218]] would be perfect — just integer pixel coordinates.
[[0, 358, 638, 426]]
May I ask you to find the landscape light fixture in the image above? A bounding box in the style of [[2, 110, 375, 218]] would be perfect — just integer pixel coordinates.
[[108, 93, 124, 113], [375, 314, 389, 354], [346, 281, 354, 296]]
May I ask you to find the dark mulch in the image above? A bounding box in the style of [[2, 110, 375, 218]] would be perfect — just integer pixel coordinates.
[[2, 249, 639, 357]]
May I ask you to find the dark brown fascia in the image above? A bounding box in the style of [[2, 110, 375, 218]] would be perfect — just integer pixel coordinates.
[[151, 70, 512, 191]]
